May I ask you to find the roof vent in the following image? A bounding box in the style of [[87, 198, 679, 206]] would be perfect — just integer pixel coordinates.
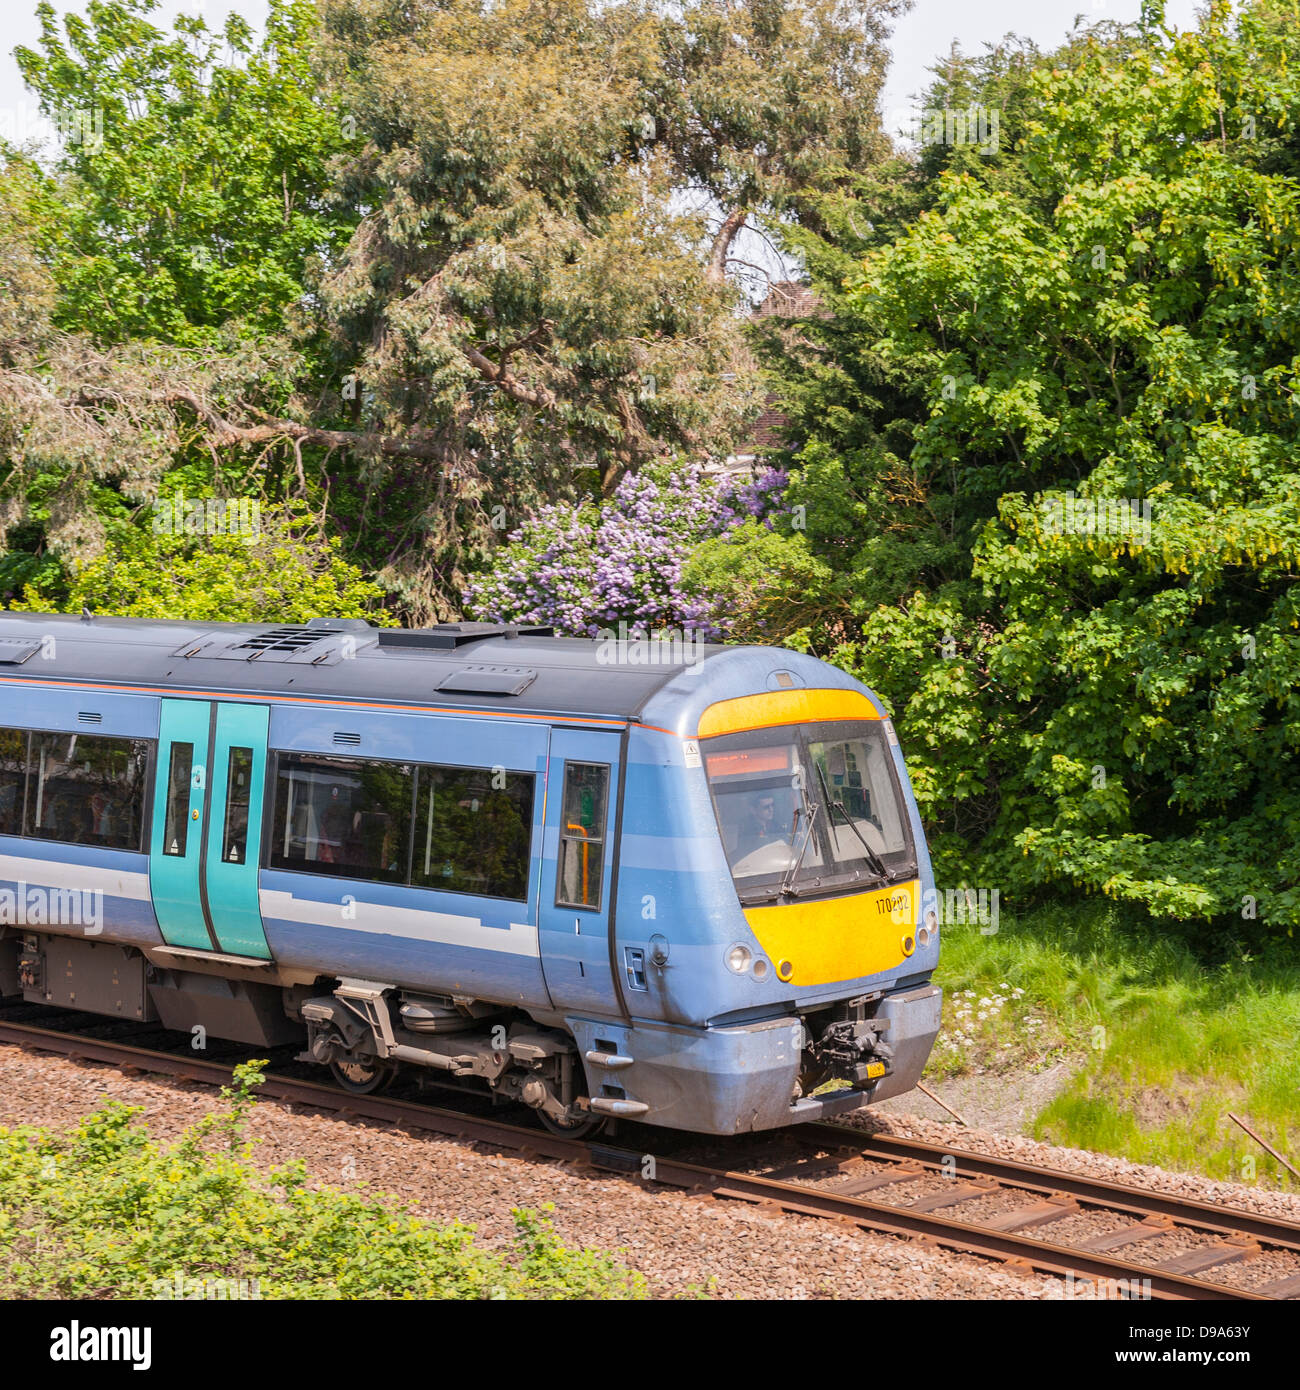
[[333, 731, 362, 747], [174, 625, 370, 664], [232, 626, 329, 657], [0, 638, 41, 665], [377, 623, 553, 651], [436, 664, 537, 696], [78, 711, 103, 724]]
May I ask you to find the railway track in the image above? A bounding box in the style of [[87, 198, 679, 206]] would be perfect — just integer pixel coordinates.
[[3, 1010, 1299, 1301]]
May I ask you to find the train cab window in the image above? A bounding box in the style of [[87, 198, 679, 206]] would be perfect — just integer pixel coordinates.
[[162, 743, 193, 856], [222, 747, 253, 864], [410, 765, 534, 901], [26, 732, 149, 852], [0, 728, 28, 837], [556, 762, 609, 910], [269, 752, 412, 883], [704, 720, 914, 898]]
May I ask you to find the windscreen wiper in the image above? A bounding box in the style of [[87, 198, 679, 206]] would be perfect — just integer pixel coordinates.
[[778, 799, 820, 899], [815, 761, 890, 881]]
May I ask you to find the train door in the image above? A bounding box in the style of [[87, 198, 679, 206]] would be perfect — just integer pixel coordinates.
[[538, 729, 621, 1015], [149, 698, 272, 960]]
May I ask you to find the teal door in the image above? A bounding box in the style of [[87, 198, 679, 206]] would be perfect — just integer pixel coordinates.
[[150, 699, 272, 960], [150, 699, 212, 951]]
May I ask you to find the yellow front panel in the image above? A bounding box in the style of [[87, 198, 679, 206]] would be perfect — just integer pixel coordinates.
[[743, 879, 919, 989], [697, 688, 881, 739]]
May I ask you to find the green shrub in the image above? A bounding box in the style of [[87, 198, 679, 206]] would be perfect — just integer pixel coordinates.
[[0, 1062, 647, 1300]]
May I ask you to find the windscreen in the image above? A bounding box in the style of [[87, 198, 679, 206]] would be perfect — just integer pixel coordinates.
[[704, 719, 914, 902]]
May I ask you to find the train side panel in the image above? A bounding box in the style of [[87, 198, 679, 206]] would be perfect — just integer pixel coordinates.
[[0, 681, 164, 952], [257, 703, 554, 1012]]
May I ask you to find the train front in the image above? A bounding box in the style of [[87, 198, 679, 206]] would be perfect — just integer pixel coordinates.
[[601, 651, 942, 1134]]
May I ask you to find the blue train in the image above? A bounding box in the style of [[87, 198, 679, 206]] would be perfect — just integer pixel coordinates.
[[0, 613, 941, 1135]]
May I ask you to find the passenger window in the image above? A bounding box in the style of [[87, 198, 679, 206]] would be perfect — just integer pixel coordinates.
[[410, 765, 534, 901], [269, 753, 412, 883], [0, 728, 28, 837], [556, 762, 609, 910], [27, 732, 149, 852], [162, 743, 193, 856], [222, 747, 253, 864]]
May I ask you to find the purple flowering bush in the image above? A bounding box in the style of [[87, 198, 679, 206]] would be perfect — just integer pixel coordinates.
[[464, 462, 786, 638]]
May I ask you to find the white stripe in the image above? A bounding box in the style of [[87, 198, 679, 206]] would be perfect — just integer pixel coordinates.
[[0, 853, 152, 901], [259, 888, 539, 957]]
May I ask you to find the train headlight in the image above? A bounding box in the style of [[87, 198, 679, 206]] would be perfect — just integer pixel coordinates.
[[725, 944, 752, 974]]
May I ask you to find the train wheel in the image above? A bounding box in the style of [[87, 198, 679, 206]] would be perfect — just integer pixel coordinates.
[[329, 1055, 396, 1095], [536, 1107, 607, 1140]]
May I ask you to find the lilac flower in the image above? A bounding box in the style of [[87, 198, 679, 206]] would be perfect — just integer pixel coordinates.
[[464, 462, 788, 638]]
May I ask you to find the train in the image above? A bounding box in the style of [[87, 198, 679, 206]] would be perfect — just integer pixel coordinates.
[[0, 611, 942, 1135]]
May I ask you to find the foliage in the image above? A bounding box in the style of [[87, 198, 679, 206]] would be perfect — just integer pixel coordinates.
[[0, 1061, 649, 1299], [3, 0, 902, 621], [649, 0, 902, 285], [15, 0, 357, 344], [310, 0, 760, 609], [929, 900, 1300, 1186], [717, 1, 1300, 929], [465, 461, 785, 637], [0, 144, 311, 579], [6, 500, 388, 622]]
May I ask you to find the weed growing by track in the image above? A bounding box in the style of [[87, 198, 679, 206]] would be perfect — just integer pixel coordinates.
[[0, 1061, 648, 1299]]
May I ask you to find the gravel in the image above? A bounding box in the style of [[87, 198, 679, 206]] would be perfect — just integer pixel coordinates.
[[4, 1040, 1295, 1299], [0, 1043, 1066, 1299]]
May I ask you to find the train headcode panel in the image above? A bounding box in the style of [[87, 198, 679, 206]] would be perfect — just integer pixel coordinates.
[[0, 615, 941, 1135]]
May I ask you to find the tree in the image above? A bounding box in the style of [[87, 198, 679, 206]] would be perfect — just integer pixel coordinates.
[[15, 0, 356, 344], [308, 0, 762, 612], [700, 2, 1300, 930], [9, 500, 387, 622], [651, 0, 904, 286], [4, 0, 907, 622]]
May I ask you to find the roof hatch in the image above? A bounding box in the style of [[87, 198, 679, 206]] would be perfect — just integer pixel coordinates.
[[436, 664, 537, 696]]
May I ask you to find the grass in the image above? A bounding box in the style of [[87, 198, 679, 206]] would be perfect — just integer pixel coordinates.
[[925, 900, 1300, 1187]]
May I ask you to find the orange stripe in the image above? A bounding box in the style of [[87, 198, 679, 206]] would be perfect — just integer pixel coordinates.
[[697, 688, 880, 739], [0, 675, 679, 737]]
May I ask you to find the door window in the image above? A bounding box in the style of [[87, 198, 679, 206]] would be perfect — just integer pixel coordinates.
[[222, 747, 253, 864], [556, 762, 609, 910], [162, 742, 194, 856]]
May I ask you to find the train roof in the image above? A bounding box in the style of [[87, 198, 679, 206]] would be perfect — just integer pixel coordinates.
[[0, 612, 753, 724]]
